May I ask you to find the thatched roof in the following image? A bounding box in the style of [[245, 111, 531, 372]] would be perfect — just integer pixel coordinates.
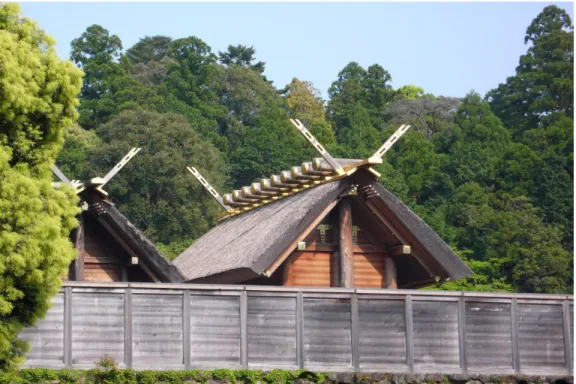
[[173, 167, 472, 286], [173, 179, 348, 283]]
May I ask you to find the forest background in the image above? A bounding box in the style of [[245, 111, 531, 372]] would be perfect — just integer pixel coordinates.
[[50, 4, 575, 295]]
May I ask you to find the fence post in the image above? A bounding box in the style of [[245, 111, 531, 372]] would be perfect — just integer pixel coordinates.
[[458, 297, 467, 374], [351, 293, 360, 372], [64, 287, 72, 369], [240, 290, 248, 368], [183, 290, 190, 370], [511, 298, 520, 373], [562, 300, 573, 374], [296, 292, 304, 369], [124, 287, 132, 369], [405, 295, 414, 373]]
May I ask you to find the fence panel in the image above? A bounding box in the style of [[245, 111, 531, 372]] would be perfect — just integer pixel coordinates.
[[189, 294, 241, 368], [303, 298, 352, 371], [71, 291, 124, 368], [19, 283, 575, 375], [412, 300, 460, 373], [357, 298, 406, 372], [132, 292, 184, 370], [465, 300, 513, 373], [20, 294, 65, 368], [247, 295, 297, 369], [517, 303, 566, 374]]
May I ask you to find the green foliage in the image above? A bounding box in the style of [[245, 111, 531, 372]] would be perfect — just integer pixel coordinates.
[[56, 124, 100, 179], [0, 4, 83, 167], [89, 110, 229, 245], [0, 368, 334, 384], [0, 3, 81, 370], [219, 44, 265, 74]]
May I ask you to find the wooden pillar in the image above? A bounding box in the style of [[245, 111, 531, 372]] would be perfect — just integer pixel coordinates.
[[74, 214, 85, 281], [383, 256, 397, 289], [338, 199, 354, 288]]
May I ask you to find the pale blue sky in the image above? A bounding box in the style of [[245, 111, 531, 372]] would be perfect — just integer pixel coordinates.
[[20, 2, 574, 99]]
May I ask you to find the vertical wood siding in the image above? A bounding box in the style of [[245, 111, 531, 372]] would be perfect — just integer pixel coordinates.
[[21, 284, 574, 375]]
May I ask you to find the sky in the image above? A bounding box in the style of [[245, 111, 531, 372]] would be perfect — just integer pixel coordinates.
[[19, 2, 574, 99]]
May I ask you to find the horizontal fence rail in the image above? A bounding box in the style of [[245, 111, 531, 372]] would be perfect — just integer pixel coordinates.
[[20, 282, 574, 374]]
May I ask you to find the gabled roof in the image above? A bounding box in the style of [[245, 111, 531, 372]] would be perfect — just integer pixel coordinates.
[[81, 189, 185, 283], [173, 179, 349, 283], [173, 164, 473, 286]]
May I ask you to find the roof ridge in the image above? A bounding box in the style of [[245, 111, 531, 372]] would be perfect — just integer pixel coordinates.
[[219, 157, 379, 219]]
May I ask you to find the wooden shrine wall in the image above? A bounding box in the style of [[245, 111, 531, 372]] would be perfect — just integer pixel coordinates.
[[68, 213, 153, 283], [281, 215, 390, 288], [20, 282, 574, 375]]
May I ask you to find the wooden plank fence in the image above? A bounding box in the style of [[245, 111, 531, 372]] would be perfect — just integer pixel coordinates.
[[20, 282, 574, 374]]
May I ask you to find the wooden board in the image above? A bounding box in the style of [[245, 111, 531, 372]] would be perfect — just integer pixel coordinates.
[[303, 298, 352, 369], [465, 301, 513, 370], [412, 301, 460, 371], [358, 299, 406, 371], [518, 303, 566, 373], [20, 294, 65, 368], [132, 294, 183, 369], [353, 253, 386, 288], [189, 295, 241, 368], [284, 252, 334, 287], [247, 296, 297, 368], [71, 292, 124, 367], [84, 264, 123, 282]]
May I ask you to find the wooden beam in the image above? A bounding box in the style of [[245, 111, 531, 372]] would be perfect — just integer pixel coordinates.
[[383, 256, 397, 289], [331, 251, 341, 287], [388, 245, 411, 257], [74, 214, 85, 281], [338, 199, 354, 288]]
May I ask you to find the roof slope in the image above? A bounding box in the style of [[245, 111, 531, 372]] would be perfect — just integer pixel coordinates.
[[370, 181, 472, 281], [99, 200, 186, 282], [173, 179, 348, 283]]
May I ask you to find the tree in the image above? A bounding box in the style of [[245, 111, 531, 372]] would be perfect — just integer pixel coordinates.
[[486, 5, 573, 141], [386, 95, 460, 139], [89, 110, 229, 249], [0, 3, 82, 369], [218, 44, 265, 74], [283, 78, 336, 148], [56, 125, 100, 179], [486, 5, 573, 249], [71, 25, 161, 129], [327, 62, 394, 132], [447, 93, 511, 187], [126, 35, 172, 64]]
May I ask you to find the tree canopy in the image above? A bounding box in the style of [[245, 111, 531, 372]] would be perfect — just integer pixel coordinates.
[[0, 3, 82, 369]]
